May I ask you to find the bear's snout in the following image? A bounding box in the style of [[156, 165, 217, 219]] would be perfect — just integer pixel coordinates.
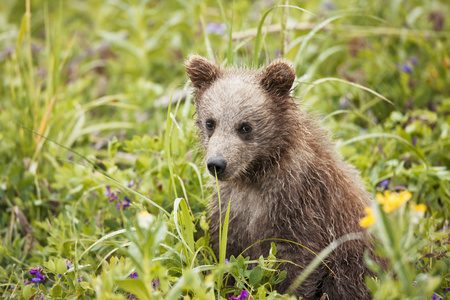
[[207, 157, 227, 178]]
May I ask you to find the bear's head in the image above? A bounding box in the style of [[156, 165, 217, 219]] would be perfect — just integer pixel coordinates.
[[186, 55, 297, 182]]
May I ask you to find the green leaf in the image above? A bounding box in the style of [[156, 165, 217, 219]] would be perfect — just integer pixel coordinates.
[[270, 242, 277, 256], [79, 281, 91, 290], [56, 258, 67, 274], [0, 266, 7, 279], [275, 270, 287, 284], [46, 259, 56, 273], [116, 279, 151, 299], [23, 284, 36, 299], [249, 266, 263, 286], [50, 284, 62, 297]]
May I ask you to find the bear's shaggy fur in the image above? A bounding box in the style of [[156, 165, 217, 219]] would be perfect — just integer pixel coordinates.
[[186, 55, 376, 300]]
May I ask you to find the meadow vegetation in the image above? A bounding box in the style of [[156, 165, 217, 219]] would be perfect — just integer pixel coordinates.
[[0, 0, 449, 299]]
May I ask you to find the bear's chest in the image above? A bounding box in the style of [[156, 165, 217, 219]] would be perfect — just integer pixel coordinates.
[[221, 186, 271, 242]]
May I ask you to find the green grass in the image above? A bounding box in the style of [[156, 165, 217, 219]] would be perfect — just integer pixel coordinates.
[[0, 0, 449, 299]]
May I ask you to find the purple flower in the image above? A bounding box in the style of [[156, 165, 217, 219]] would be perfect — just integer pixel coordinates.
[[105, 186, 131, 210], [396, 62, 413, 74], [152, 279, 160, 288], [412, 137, 417, 146], [130, 272, 138, 278], [224, 258, 230, 264], [432, 293, 441, 300], [29, 268, 40, 275], [127, 180, 135, 188], [240, 290, 249, 299], [66, 261, 72, 269], [57, 274, 62, 278], [31, 272, 44, 283], [275, 49, 281, 58], [380, 179, 389, 189], [206, 22, 226, 36], [122, 196, 131, 207], [10, 285, 14, 290], [231, 296, 240, 300], [104, 186, 121, 202], [78, 276, 83, 283], [29, 267, 45, 284], [410, 57, 418, 66], [323, 1, 336, 10]]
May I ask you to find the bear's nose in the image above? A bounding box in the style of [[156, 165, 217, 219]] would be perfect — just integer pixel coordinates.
[[207, 157, 227, 177]]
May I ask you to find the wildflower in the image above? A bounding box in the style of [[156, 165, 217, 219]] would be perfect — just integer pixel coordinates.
[[275, 49, 281, 58], [411, 203, 427, 213], [339, 96, 350, 109], [206, 22, 226, 36], [105, 186, 131, 210], [231, 290, 249, 300], [57, 274, 62, 278], [29, 268, 40, 275], [432, 293, 441, 300], [130, 272, 138, 278], [78, 276, 83, 283], [10, 285, 14, 290], [412, 137, 417, 146], [224, 258, 230, 264], [379, 179, 389, 189], [152, 279, 160, 288], [138, 211, 155, 230], [127, 180, 135, 188], [323, 1, 336, 10], [360, 207, 376, 228], [29, 267, 45, 283], [66, 261, 72, 269], [104, 186, 121, 202], [122, 196, 131, 208], [376, 190, 412, 213], [396, 62, 413, 74]]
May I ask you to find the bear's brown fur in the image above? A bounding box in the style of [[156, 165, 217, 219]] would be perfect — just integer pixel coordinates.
[[186, 55, 376, 300]]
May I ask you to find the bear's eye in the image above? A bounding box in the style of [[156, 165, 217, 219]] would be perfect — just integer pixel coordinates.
[[205, 119, 216, 130], [238, 123, 252, 134]]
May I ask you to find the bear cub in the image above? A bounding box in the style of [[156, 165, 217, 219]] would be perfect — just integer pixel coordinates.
[[186, 55, 375, 300]]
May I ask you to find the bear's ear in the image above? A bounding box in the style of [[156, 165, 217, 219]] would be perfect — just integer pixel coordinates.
[[260, 60, 295, 97], [186, 55, 221, 89]]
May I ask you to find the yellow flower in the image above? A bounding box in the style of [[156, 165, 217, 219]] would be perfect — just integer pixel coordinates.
[[411, 203, 427, 213], [376, 190, 412, 213], [360, 207, 376, 228]]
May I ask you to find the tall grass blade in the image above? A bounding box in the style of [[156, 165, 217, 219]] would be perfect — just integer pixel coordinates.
[[79, 229, 127, 260], [200, 16, 214, 60], [302, 77, 393, 105], [164, 94, 178, 198], [173, 198, 195, 255], [286, 232, 365, 294], [322, 109, 376, 126], [293, 14, 385, 69], [253, 5, 315, 65], [340, 132, 428, 166]]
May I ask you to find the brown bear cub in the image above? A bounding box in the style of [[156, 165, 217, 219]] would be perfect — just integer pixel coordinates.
[[186, 55, 375, 300]]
